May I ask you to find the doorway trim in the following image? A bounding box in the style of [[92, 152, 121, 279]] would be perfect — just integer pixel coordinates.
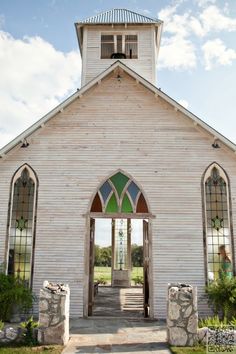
[[83, 170, 154, 318]]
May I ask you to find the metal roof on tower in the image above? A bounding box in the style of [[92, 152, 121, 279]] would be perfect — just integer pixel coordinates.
[[80, 8, 161, 24]]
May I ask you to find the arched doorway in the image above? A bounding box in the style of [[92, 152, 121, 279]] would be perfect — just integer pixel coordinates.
[[87, 171, 152, 318]]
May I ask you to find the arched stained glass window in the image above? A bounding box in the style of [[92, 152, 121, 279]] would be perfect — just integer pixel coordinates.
[[7, 165, 38, 286], [90, 172, 149, 213], [203, 164, 234, 281]]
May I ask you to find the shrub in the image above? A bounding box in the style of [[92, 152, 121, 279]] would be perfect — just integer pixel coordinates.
[[205, 276, 236, 320], [96, 276, 107, 285], [0, 320, 4, 331], [20, 316, 39, 346], [229, 316, 236, 326], [199, 315, 227, 328], [133, 275, 143, 285], [0, 273, 35, 321]]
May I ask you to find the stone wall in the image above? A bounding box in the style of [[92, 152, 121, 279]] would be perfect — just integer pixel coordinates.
[[167, 283, 198, 346], [38, 282, 70, 345]]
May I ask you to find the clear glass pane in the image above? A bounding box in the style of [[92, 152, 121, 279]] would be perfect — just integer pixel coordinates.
[[125, 35, 138, 58], [117, 35, 122, 53], [101, 35, 114, 58]]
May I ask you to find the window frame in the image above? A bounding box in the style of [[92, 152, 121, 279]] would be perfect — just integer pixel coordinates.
[[100, 32, 138, 59], [202, 162, 235, 283], [6, 164, 38, 288]]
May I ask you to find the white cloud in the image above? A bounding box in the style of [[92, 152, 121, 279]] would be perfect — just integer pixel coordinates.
[[0, 31, 81, 148], [158, 35, 197, 70], [159, 4, 190, 37], [200, 5, 236, 33], [157, 2, 236, 70], [178, 99, 189, 109], [159, 3, 236, 38], [202, 38, 236, 70], [189, 17, 205, 37]]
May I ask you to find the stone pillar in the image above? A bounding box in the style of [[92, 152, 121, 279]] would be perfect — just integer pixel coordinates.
[[167, 283, 198, 346], [38, 281, 70, 345]]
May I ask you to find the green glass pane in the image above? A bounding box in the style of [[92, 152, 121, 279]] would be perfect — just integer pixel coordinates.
[[121, 194, 133, 213], [110, 172, 129, 197], [105, 193, 118, 212]]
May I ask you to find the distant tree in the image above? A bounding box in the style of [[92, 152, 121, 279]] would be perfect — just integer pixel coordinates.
[[131, 244, 143, 267], [94, 245, 101, 266], [100, 246, 112, 267], [94, 245, 112, 267]]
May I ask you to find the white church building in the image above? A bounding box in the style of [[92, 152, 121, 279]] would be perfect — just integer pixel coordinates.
[[0, 9, 235, 319]]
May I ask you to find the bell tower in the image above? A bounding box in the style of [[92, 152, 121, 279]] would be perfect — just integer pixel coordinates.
[[75, 9, 163, 87]]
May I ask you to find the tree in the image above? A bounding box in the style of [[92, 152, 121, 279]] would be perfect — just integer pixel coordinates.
[[131, 244, 143, 267], [94, 245, 112, 266], [94, 245, 101, 266], [100, 246, 112, 267]]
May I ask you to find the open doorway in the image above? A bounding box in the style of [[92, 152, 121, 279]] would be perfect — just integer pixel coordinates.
[[88, 218, 149, 317]]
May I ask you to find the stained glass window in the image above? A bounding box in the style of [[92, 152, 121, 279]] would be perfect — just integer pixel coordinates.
[[204, 165, 233, 281], [110, 172, 129, 197], [90, 172, 149, 213], [114, 219, 128, 270], [8, 166, 37, 286], [106, 193, 118, 213]]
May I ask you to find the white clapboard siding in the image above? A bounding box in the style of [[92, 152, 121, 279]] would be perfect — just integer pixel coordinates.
[[0, 71, 236, 318], [82, 25, 156, 86]]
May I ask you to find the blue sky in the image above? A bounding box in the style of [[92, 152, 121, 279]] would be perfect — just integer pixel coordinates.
[[0, 0, 236, 148]]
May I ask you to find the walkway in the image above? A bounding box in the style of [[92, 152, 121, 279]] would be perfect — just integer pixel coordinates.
[[93, 286, 143, 317], [62, 318, 171, 354]]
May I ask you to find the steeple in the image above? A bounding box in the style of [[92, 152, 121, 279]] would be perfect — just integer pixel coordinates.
[[75, 9, 163, 86]]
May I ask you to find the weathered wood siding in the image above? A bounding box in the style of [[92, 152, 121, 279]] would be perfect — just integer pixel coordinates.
[[82, 25, 156, 86], [0, 71, 236, 318]]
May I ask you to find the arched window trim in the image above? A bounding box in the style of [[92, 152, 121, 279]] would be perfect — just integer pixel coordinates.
[[89, 169, 150, 215], [6, 164, 38, 288], [202, 162, 235, 282], [134, 190, 142, 213]]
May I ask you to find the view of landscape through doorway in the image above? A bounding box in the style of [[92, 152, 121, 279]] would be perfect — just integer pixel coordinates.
[[89, 218, 149, 318]]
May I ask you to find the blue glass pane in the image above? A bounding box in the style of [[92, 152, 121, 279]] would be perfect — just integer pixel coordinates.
[[127, 181, 140, 204], [100, 181, 112, 204]]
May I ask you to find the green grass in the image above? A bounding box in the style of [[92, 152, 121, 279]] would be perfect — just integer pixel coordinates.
[[94, 266, 143, 284], [170, 346, 205, 354], [0, 345, 63, 354]]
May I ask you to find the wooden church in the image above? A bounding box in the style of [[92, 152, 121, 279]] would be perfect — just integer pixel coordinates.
[[0, 9, 235, 319]]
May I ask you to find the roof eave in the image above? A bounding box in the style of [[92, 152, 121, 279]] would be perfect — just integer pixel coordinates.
[[75, 22, 83, 54]]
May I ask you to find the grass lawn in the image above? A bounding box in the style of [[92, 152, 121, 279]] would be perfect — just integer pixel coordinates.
[[170, 346, 205, 354], [0, 345, 63, 354], [94, 266, 143, 284]]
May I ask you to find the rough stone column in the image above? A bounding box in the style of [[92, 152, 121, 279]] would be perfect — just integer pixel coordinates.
[[38, 281, 70, 345], [167, 283, 198, 346]]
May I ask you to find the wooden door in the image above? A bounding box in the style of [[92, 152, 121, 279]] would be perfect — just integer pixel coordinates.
[[88, 218, 95, 316], [143, 219, 149, 318]]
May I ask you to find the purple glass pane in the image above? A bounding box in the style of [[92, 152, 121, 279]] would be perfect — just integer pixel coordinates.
[[127, 181, 140, 204], [100, 181, 112, 204]]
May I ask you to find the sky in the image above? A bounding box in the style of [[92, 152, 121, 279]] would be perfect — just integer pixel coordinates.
[[0, 0, 236, 148], [95, 219, 143, 247]]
